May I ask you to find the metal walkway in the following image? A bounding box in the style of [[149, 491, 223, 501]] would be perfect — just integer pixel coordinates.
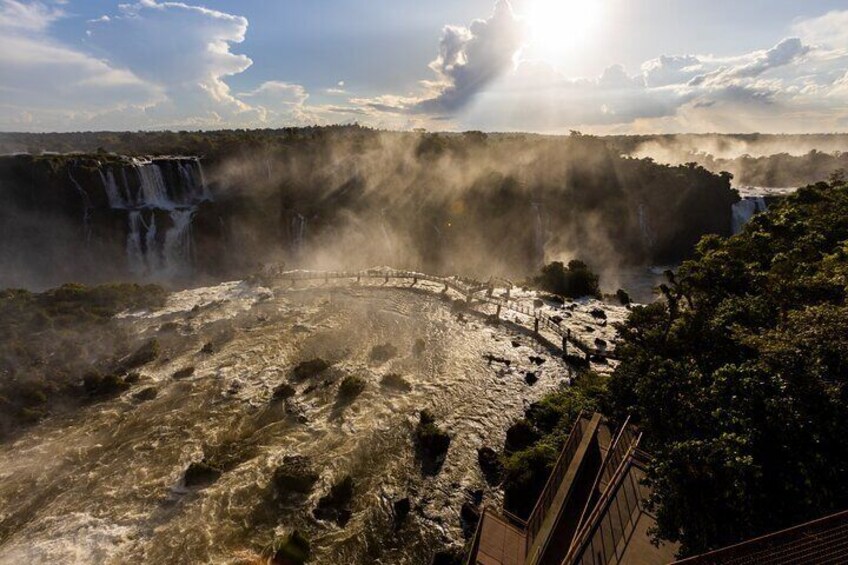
[[262, 266, 616, 360]]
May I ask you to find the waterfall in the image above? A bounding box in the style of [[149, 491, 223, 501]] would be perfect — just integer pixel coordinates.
[[638, 203, 656, 249], [68, 170, 93, 244], [99, 169, 126, 209], [531, 201, 546, 265], [732, 197, 767, 234], [290, 212, 307, 255], [97, 157, 210, 279]]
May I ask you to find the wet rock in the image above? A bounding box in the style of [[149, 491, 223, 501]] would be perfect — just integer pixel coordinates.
[[511, 340, 521, 348], [270, 530, 311, 565], [369, 343, 398, 364], [461, 500, 481, 539], [133, 386, 158, 401], [172, 366, 195, 379], [273, 455, 319, 495], [337, 376, 366, 402], [380, 373, 411, 392], [273, 383, 296, 400], [119, 338, 160, 371], [82, 371, 129, 397], [550, 315, 563, 324], [533, 299, 544, 308], [590, 308, 607, 320], [524, 372, 538, 385], [484, 314, 500, 326], [484, 354, 511, 367], [412, 338, 426, 357], [431, 547, 464, 565], [415, 410, 451, 476], [124, 372, 142, 385], [313, 475, 354, 527], [529, 355, 546, 366], [504, 419, 539, 453], [291, 358, 330, 381], [393, 497, 411, 528], [477, 447, 504, 485], [594, 337, 607, 348], [200, 342, 216, 354], [184, 460, 222, 488]]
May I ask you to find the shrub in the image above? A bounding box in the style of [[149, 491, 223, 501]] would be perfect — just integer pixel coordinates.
[[533, 260, 600, 299], [337, 376, 366, 401]]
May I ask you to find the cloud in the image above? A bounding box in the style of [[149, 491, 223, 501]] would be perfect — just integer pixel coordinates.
[[0, 0, 160, 130], [356, 0, 526, 117]]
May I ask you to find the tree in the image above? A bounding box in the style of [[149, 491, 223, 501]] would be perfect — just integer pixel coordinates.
[[607, 177, 848, 556]]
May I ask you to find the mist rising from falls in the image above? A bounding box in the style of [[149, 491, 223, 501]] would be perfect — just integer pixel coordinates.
[[732, 196, 767, 234], [98, 158, 210, 279]]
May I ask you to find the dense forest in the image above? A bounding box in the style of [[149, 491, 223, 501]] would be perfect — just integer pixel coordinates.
[[0, 127, 737, 289], [501, 176, 848, 556]]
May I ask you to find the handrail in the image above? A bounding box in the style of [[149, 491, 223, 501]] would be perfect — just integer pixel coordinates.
[[524, 412, 588, 546], [563, 430, 644, 565], [263, 266, 616, 359]]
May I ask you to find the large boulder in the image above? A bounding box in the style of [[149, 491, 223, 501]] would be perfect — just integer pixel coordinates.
[[273, 455, 319, 495], [415, 410, 451, 476], [313, 475, 354, 527], [477, 447, 504, 485]]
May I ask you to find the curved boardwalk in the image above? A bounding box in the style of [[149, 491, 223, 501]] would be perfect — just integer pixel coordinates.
[[262, 266, 615, 360]]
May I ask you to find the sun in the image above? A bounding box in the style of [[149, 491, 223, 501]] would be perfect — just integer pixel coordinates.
[[527, 0, 604, 60]]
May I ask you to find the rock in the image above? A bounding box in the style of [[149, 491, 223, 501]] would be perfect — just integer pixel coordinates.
[[431, 548, 464, 565], [524, 372, 538, 385], [337, 376, 366, 402], [477, 447, 504, 485], [594, 337, 607, 348], [273, 455, 319, 495], [184, 460, 222, 488], [200, 342, 216, 354], [529, 355, 546, 366], [133, 386, 157, 401], [511, 340, 520, 348], [124, 372, 142, 385], [415, 410, 451, 476], [393, 497, 411, 528], [380, 373, 411, 392], [291, 358, 330, 381], [550, 315, 563, 324], [412, 338, 426, 357], [273, 382, 296, 400], [461, 501, 481, 539], [533, 299, 544, 308], [270, 531, 311, 565], [120, 338, 160, 371], [82, 371, 129, 397], [313, 475, 354, 527], [369, 343, 398, 364], [504, 419, 539, 453], [172, 366, 195, 379], [590, 308, 607, 320]]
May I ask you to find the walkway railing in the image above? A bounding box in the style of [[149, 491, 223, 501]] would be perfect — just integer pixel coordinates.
[[263, 266, 615, 359]]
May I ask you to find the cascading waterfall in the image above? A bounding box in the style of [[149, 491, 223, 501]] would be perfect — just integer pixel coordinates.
[[637, 203, 656, 249], [531, 201, 546, 265], [290, 213, 307, 255], [97, 157, 211, 279], [731, 196, 767, 234], [68, 169, 94, 243]]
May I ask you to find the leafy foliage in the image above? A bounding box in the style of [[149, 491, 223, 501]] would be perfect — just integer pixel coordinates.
[[607, 179, 848, 556], [0, 283, 166, 438], [533, 260, 601, 299], [502, 372, 606, 518]]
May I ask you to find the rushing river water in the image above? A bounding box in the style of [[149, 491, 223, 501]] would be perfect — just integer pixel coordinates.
[[0, 281, 572, 564]]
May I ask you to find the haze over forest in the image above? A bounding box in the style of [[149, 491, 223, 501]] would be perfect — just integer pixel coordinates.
[[2, 1, 848, 565]]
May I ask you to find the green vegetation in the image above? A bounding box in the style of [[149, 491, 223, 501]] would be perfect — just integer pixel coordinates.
[[607, 178, 848, 555], [415, 410, 451, 476], [0, 283, 166, 438], [337, 375, 366, 401], [291, 358, 330, 381], [533, 260, 601, 299], [501, 372, 606, 518]]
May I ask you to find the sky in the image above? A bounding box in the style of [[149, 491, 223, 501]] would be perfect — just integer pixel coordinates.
[[2, 0, 848, 133]]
